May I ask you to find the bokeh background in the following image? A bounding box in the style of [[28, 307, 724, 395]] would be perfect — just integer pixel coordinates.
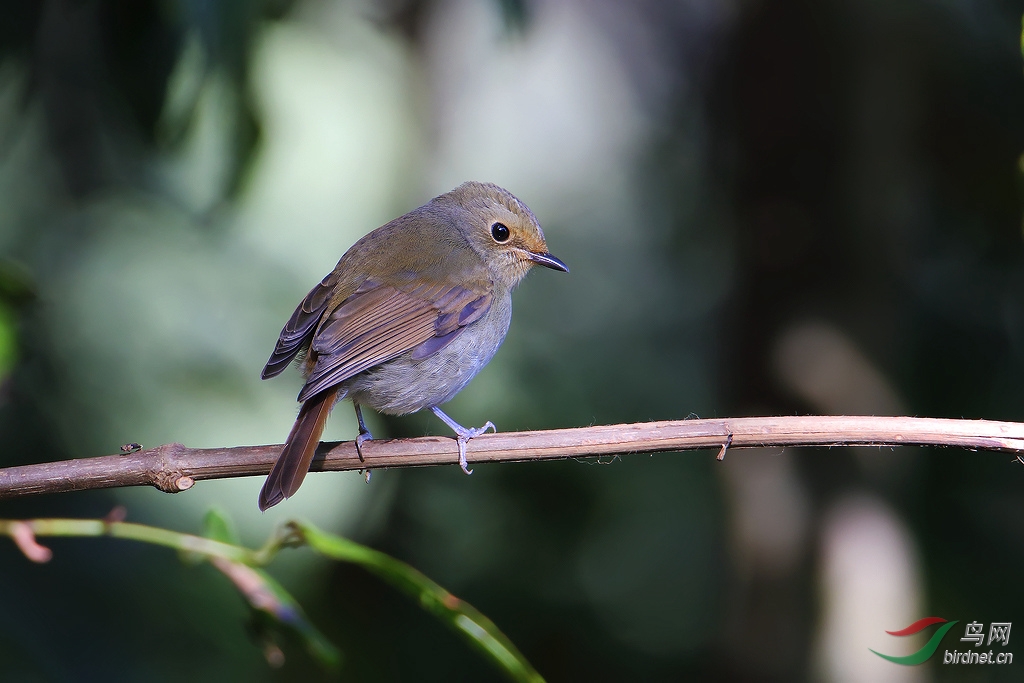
[[1, 0, 1023, 680]]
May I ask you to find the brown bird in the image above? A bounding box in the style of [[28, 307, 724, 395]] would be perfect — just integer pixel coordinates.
[[258, 182, 567, 510]]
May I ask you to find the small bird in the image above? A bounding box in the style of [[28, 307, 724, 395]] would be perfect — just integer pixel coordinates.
[[258, 182, 567, 510]]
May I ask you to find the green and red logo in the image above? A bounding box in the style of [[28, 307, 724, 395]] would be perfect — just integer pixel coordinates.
[[870, 617, 959, 665]]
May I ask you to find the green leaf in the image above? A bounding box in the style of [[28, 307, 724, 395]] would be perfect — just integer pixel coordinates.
[[202, 507, 240, 545]]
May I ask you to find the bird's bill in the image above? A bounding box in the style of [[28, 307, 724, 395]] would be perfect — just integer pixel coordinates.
[[528, 251, 569, 272]]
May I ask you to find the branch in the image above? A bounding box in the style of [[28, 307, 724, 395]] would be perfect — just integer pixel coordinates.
[[2, 415, 1022, 499]]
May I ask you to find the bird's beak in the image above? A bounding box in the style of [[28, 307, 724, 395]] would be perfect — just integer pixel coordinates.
[[528, 251, 569, 273]]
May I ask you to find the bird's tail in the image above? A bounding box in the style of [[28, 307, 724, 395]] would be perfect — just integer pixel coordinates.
[[259, 387, 340, 510]]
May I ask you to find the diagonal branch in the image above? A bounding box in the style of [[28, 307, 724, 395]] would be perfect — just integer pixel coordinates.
[[1, 415, 1022, 500]]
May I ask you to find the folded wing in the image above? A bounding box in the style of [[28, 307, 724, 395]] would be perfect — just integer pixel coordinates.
[[261, 272, 339, 380], [296, 278, 491, 402]]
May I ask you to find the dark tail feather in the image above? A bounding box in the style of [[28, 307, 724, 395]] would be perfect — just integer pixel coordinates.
[[259, 387, 340, 510]]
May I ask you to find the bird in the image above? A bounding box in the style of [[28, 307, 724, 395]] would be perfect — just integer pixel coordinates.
[[258, 181, 568, 510]]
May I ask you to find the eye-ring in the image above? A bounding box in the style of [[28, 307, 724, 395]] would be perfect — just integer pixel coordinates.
[[491, 222, 510, 243]]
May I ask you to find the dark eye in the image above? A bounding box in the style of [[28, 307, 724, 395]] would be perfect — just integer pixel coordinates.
[[491, 222, 510, 243]]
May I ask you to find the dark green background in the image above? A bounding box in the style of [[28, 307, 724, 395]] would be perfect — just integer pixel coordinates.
[[1, 0, 1023, 680]]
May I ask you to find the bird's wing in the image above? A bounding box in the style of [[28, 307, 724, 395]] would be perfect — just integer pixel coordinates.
[[296, 278, 492, 401], [261, 271, 339, 379]]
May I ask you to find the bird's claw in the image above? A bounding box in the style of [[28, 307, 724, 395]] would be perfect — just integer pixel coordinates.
[[355, 429, 373, 462], [454, 421, 495, 475]]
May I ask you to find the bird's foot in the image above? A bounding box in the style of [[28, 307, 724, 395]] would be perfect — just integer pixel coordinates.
[[454, 421, 496, 475], [355, 430, 373, 461], [354, 402, 372, 462], [430, 406, 496, 475]]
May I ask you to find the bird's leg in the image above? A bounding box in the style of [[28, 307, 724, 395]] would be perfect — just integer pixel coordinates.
[[430, 406, 495, 475], [354, 402, 373, 462]]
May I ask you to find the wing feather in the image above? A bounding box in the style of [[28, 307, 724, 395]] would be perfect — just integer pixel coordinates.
[[296, 280, 492, 402], [261, 272, 338, 379]]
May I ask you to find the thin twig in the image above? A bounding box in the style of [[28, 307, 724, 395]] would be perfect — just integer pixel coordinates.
[[1, 415, 1022, 499]]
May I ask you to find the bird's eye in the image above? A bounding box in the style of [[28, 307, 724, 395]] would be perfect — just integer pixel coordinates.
[[491, 222, 510, 243]]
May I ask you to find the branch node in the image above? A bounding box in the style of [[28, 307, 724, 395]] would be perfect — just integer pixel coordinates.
[[152, 470, 193, 493], [147, 443, 195, 493]]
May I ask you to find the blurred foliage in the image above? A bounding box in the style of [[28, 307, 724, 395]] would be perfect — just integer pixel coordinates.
[[0, 509, 542, 680], [0, 260, 34, 382], [0, 0, 296, 198], [2, 0, 1024, 681]]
